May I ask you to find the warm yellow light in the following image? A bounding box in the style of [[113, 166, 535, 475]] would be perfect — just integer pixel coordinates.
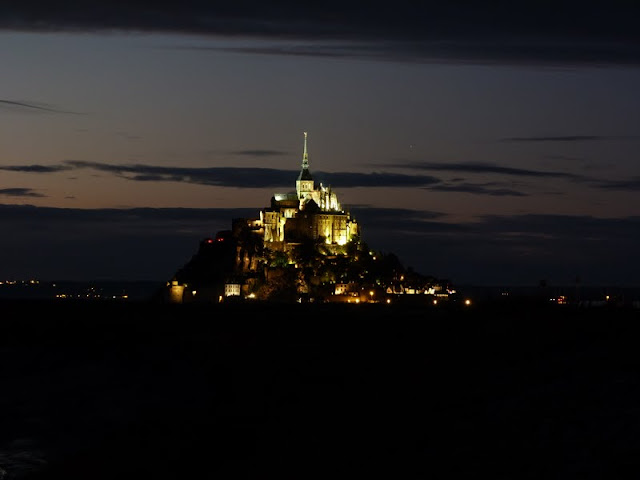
[[386, 298, 391, 304], [433, 299, 438, 305], [369, 290, 374, 296], [192, 290, 197, 296], [464, 299, 471, 306]]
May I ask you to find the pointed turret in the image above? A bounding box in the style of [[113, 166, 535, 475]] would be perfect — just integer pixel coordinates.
[[302, 131, 309, 171], [296, 131, 314, 201]]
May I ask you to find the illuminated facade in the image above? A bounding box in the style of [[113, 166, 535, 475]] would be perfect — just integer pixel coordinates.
[[167, 279, 185, 304], [258, 132, 358, 251], [165, 132, 456, 305]]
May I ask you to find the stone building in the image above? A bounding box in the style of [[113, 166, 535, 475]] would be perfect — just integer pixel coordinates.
[[258, 132, 359, 254]]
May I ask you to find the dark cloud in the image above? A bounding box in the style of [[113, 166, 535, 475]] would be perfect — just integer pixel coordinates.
[[0, 204, 257, 224], [346, 208, 640, 284], [0, 203, 637, 285], [0, 99, 82, 114], [0, 164, 72, 173], [0, 204, 257, 281], [316, 171, 440, 188], [360, 211, 640, 286], [63, 160, 441, 189], [389, 161, 585, 181], [348, 206, 447, 231], [7, 159, 634, 195], [500, 135, 637, 142], [428, 183, 528, 197], [189, 40, 640, 67], [66, 160, 294, 188], [0, 188, 45, 198], [1, 2, 639, 66], [596, 177, 640, 191], [478, 214, 640, 240]]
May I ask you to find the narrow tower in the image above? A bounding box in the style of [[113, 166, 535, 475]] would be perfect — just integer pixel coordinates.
[[302, 131, 309, 171], [296, 131, 314, 202]]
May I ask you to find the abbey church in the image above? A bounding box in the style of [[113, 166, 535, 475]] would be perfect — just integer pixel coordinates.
[[165, 132, 447, 304], [259, 131, 359, 252]]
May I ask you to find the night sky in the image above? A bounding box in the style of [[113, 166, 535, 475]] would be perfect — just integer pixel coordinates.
[[1, 1, 639, 286]]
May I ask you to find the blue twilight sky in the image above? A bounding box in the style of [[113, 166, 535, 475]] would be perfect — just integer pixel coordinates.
[[1, 1, 639, 286]]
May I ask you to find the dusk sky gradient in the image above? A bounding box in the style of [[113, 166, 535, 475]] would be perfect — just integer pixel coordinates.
[[1, 1, 639, 286]]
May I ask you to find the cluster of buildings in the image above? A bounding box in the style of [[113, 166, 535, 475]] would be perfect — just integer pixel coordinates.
[[164, 133, 451, 304]]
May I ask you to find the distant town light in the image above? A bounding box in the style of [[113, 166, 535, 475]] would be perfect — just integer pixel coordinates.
[[464, 299, 471, 306]]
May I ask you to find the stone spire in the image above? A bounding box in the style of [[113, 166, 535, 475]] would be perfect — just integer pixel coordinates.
[[296, 131, 314, 201], [297, 131, 313, 182], [302, 131, 309, 171]]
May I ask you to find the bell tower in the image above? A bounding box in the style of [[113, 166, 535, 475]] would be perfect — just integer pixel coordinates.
[[296, 131, 314, 201]]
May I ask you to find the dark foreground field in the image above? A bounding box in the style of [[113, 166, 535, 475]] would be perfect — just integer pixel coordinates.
[[1, 299, 639, 479]]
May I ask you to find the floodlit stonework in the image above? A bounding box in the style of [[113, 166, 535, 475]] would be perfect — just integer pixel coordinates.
[[164, 133, 449, 304], [258, 132, 358, 252]]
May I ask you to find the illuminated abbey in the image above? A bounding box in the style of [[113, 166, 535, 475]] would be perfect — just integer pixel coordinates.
[[165, 132, 449, 304], [258, 132, 359, 252]]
